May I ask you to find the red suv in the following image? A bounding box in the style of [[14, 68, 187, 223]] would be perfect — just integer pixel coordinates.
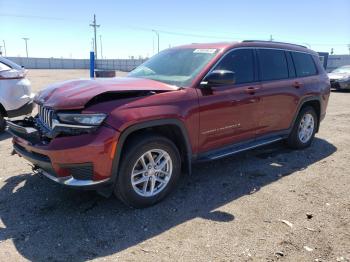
[[8, 41, 330, 208]]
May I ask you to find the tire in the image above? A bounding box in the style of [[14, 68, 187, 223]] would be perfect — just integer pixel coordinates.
[[287, 106, 318, 149], [114, 134, 181, 208], [0, 112, 5, 133]]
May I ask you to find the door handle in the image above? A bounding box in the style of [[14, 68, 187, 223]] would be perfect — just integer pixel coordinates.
[[292, 81, 303, 88], [245, 86, 260, 95]]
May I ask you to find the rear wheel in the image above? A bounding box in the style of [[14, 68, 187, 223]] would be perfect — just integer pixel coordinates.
[[0, 112, 5, 133], [287, 106, 317, 149], [114, 134, 181, 208]]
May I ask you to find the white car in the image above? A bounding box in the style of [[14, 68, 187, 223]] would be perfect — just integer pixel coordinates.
[[0, 57, 34, 132], [328, 65, 350, 90]]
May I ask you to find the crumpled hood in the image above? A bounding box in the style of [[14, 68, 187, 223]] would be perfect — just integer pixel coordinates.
[[34, 77, 179, 110]]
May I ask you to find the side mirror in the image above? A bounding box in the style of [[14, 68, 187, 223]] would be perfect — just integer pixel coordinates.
[[202, 70, 236, 86]]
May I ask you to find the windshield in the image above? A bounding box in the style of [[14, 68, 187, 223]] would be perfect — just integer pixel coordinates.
[[332, 66, 350, 74], [128, 48, 219, 87]]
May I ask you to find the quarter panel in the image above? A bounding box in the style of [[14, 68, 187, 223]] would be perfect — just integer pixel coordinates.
[[258, 79, 300, 135]]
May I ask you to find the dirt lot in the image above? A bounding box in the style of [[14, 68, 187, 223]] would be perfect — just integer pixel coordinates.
[[0, 70, 349, 262]]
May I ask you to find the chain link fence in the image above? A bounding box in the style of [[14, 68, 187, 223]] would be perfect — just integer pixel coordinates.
[[4, 57, 147, 72]]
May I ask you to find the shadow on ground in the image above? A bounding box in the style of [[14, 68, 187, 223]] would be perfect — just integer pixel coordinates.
[[0, 138, 336, 261]]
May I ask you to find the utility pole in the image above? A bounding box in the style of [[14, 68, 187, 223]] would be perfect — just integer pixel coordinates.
[[99, 35, 103, 59], [152, 29, 160, 53], [348, 44, 350, 55], [22, 37, 29, 57], [331, 48, 334, 55], [269, 35, 274, 41], [2, 40, 6, 56], [89, 14, 100, 59]]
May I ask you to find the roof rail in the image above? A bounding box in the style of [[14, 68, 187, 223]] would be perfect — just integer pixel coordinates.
[[242, 40, 308, 49]]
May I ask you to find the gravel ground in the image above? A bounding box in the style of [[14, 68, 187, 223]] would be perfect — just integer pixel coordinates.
[[0, 70, 349, 262]]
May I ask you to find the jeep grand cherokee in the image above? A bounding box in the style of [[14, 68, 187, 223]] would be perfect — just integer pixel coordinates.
[[8, 41, 330, 208]]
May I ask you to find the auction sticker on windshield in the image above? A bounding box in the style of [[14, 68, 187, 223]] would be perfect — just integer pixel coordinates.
[[193, 49, 217, 54]]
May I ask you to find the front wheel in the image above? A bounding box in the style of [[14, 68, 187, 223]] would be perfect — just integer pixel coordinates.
[[114, 134, 181, 208], [287, 106, 318, 149]]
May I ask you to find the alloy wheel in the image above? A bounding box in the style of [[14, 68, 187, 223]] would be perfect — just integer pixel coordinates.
[[131, 149, 173, 197], [298, 113, 315, 143]]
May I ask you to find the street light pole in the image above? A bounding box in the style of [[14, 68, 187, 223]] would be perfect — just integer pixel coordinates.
[[2, 40, 6, 56], [152, 30, 160, 53], [99, 35, 103, 59], [22, 37, 29, 57]]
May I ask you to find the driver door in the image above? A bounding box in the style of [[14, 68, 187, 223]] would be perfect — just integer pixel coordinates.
[[196, 48, 262, 153]]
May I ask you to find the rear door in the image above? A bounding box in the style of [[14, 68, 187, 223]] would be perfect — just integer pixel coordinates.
[[290, 51, 320, 100], [197, 48, 262, 153], [256, 48, 300, 136]]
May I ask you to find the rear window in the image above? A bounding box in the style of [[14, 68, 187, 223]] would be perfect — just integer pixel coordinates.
[[0, 62, 11, 72], [291, 52, 317, 77], [258, 49, 289, 81]]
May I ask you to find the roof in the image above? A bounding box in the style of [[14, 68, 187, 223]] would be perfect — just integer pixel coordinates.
[[174, 40, 317, 55]]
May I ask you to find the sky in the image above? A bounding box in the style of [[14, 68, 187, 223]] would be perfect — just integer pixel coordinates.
[[0, 0, 349, 59]]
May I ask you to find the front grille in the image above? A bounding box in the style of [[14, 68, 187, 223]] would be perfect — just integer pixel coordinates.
[[37, 105, 54, 129]]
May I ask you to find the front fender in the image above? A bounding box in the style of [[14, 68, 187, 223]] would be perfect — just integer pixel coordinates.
[[109, 118, 193, 183]]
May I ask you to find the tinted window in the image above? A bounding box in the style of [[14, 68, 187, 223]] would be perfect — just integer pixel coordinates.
[[214, 49, 254, 84], [258, 49, 289, 81], [128, 48, 219, 86], [291, 52, 317, 77]]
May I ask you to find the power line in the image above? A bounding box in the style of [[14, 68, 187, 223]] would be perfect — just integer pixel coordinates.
[[145, 28, 239, 41], [2, 12, 349, 46], [0, 13, 64, 20]]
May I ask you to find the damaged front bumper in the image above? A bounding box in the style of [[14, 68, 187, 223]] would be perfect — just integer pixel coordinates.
[[8, 117, 120, 189], [38, 169, 110, 187]]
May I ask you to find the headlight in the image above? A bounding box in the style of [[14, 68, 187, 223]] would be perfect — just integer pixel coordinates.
[[57, 113, 107, 126]]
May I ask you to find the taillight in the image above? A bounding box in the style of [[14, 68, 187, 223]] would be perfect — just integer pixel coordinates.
[[0, 69, 26, 79]]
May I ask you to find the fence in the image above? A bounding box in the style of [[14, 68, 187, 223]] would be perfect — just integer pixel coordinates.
[[4, 55, 350, 72], [4, 57, 147, 72], [327, 55, 350, 72], [96, 59, 147, 71]]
